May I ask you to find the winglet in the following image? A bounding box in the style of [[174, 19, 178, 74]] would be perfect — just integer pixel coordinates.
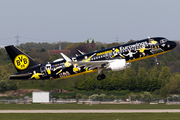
[[60, 53, 72, 62], [77, 50, 84, 55]]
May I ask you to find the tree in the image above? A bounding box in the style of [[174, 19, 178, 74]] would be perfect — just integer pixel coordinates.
[[124, 68, 136, 79], [158, 66, 171, 87], [99, 93, 107, 101], [0, 80, 8, 92], [0, 66, 8, 80], [105, 42, 121, 48], [169, 75, 180, 94], [136, 67, 149, 91], [143, 92, 153, 101], [99, 76, 111, 91], [76, 93, 82, 102], [150, 66, 160, 80], [160, 84, 170, 97], [89, 94, 99, 100], [82, 95, 88, 99], [77, 80, 85, 90], [123, 68, 136, 91], [129, 93, 137, 101], [108, 94, 115, 101], [84, 76, 96, 91], [148, 78, 159, 92]]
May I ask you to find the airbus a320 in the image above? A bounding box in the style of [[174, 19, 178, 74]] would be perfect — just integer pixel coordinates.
[[5, 37, 176, 80]]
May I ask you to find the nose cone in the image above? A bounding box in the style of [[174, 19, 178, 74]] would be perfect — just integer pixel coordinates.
[[171, 41, 177, 49]]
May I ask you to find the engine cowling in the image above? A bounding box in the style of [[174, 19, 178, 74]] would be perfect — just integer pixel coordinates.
[[106, 59, 131, 71]]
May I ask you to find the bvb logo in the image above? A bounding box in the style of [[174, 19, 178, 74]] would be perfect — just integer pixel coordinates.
[[14, 54, 29, 70]]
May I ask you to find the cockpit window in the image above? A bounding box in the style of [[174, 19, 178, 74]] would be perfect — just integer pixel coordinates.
[[165, 39, 169, 41], [160, 39, 168, 43]]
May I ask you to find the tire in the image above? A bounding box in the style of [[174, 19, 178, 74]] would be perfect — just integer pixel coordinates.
[[101, 74, 106, 79], [97, 75, 102, 80], [156, 62, 160, 66]]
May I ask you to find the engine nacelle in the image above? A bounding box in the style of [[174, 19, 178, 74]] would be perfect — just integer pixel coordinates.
[[106, 59, 131, 71]]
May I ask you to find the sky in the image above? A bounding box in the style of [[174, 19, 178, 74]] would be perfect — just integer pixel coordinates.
[[0, 0, 180, 46]]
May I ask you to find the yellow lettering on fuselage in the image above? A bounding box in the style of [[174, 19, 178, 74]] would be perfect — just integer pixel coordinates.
[[97, 50, 112, 56]]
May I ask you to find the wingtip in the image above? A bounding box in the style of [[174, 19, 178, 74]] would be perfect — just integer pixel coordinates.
[[77, 49, 84, 55], [60, 53, 72, 62]]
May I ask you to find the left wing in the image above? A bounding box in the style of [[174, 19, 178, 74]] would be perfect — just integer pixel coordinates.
[[60, 53, 109, 69], [72, 61, 109, 69], [60, 53, 129, 80]]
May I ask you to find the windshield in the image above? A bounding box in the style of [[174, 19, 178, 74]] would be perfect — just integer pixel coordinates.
[[160, 39, 168, 44]]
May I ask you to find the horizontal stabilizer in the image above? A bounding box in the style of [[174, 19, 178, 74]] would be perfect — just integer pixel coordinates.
[[9, 73, 32, 79]]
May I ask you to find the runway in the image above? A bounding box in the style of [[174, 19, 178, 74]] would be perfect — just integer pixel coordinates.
[[1, 109, 180, 113]]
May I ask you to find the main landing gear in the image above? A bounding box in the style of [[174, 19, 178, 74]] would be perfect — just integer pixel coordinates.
[[97, 67, 106, 80], [97, 73, 106, 80], [154, 56, 160, 65]]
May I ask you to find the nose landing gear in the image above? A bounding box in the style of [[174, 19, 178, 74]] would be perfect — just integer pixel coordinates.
[[154, 56, 160, 65]]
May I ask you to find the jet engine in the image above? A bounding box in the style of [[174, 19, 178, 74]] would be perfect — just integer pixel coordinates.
[[106, 59, 131, 71]]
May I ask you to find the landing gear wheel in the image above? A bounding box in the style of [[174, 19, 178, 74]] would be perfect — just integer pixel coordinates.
[[97, 75, 102, 80], [156, 62, 160, 66], [154, 57, 160, 66], [101, 74, 106, 79], [97, 74, 106, 80]]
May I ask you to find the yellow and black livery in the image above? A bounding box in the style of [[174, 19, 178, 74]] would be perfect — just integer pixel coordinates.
[[5, 37, 176, 80]]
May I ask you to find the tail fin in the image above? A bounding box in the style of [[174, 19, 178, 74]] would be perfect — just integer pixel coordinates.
[[5, 45, 40, 73]]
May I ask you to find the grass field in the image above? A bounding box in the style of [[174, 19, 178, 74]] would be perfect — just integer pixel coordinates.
[[0, 113, 180, 120], [0, 104, 180, 120], [0, 103, 180, 110]]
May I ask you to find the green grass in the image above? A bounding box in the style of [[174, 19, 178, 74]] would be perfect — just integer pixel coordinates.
[[0, 113, 180, 120], [0, 103, 180, 110]]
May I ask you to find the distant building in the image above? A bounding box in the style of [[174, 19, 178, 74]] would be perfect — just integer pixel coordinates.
[[48, 50, 70, 55], [32, 92, 51, 103], [85, 38, 96, 49]]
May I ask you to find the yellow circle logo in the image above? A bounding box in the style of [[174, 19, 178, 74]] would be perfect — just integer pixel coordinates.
[[14, 54, 29, 70]]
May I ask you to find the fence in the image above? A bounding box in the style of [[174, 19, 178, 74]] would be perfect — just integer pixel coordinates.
[[0, 98, 180, 104]]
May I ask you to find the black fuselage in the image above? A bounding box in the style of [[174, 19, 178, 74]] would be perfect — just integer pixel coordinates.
[[7, 37, 176, 80]]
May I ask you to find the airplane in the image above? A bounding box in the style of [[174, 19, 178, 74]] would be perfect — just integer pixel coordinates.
[[5, 37, 176, 80]]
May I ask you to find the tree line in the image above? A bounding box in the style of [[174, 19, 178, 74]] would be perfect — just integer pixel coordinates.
[[0, 40, 180, 97], [75, 65, 180, 97]]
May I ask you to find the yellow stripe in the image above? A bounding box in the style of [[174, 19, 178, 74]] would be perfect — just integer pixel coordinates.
[[54, 69, 98, 80]]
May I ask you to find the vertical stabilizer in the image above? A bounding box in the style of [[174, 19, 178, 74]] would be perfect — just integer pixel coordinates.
[[5, 45, 40, 73]]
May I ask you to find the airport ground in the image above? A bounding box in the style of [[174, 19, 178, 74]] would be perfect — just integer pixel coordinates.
[[0, 113, 180, 120], [0, 104, 180, 120], [0, 103, 180, 110]]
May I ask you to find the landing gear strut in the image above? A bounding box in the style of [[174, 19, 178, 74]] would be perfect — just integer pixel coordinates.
[[154, 56, 160, 65], [97, 67, 106, 80]]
